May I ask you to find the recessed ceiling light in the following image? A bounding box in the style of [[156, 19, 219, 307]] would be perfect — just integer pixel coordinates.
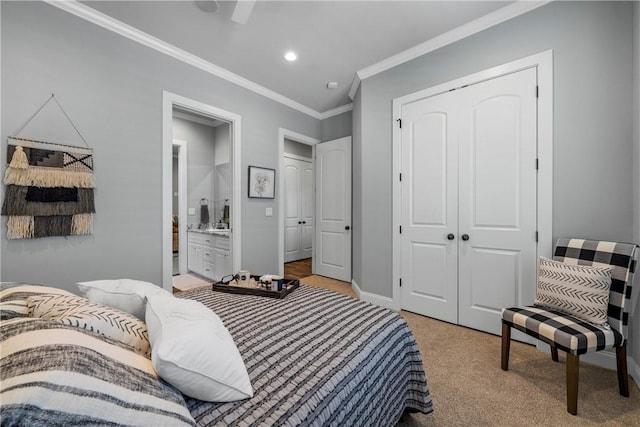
[[284, 51, 297, 62], [193, 0, 218, 13]]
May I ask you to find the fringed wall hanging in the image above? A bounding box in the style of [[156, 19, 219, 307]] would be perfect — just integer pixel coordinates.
[[2, 94, 95, 239]]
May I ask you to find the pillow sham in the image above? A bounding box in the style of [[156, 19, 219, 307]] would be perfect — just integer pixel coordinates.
[[28, 293, 150, 357], [0, 317, 195, 426], [0, 283, 75, 320], [77, 279, 171, 320], [534, 257, 613, 325], [145, 295, 253, 402]]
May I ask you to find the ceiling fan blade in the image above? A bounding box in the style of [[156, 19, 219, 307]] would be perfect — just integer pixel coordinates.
[[231, 0, 255, 24]]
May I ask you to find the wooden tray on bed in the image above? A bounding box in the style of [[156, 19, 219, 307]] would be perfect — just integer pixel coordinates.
[[212, 275, 299, 299]]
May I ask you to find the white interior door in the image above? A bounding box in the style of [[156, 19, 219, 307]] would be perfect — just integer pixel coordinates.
[[284, 156, 313, 262], [400, 68, 538, 335], [457, 68, 538, 335], [315, 137, 351, 282], [400, 92, 459, 323]]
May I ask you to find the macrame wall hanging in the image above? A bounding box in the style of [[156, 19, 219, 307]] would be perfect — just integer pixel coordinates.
[[2, 94, 95, 239]]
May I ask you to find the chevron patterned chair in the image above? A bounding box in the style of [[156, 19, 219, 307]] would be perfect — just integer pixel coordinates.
[[501, 238, 638, 415]]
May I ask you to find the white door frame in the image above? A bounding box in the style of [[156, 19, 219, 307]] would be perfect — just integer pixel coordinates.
[[162, 91, 242, 291], [391, 50, 553, 311], [172, 139, 188, 275], [278, 128, 320, 276]]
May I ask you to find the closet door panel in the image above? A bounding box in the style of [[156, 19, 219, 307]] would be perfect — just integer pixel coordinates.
[[400, 92, 458, 323], [301, 164, 314, 258], [458, 67, 538, 335], [284, 159, 302, 262]]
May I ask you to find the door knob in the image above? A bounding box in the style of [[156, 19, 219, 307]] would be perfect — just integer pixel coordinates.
[[302, 221, 306, 224], [461, 234, 470, 241], [447, 233, 455, 240], [298, 221, 302, 224], [345, 226, 350, 230]]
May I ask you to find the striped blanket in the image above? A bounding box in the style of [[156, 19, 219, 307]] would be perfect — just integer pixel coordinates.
[[179, 284, 433, 426]]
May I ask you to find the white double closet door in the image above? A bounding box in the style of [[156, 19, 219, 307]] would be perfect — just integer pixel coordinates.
[[284, 155, 314, 262], [400, 68, 538, 335]]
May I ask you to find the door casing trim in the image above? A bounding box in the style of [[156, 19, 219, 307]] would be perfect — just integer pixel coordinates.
[[391, 50, 553, 312]]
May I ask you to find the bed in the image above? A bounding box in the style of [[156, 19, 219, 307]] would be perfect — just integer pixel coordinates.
[[0, 282, 433, 426]]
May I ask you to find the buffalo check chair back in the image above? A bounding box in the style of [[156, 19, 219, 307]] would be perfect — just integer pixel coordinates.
[[501, 238, 638, 415]]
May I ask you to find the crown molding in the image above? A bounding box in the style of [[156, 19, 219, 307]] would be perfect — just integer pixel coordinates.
[[44, 0, 323, 120], [318, 103, 353, 120], [348, 1, 550, 99], [348, 73, 361, 101]]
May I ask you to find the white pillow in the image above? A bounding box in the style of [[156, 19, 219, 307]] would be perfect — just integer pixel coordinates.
[[77, 279, 171, 320], [145, 295, 253, 402]]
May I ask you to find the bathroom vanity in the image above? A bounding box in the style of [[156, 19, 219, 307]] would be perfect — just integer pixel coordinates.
[[187, 229, 231, 281]]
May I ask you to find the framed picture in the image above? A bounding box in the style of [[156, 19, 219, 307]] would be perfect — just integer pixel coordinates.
[[248, 166, 276, 199]]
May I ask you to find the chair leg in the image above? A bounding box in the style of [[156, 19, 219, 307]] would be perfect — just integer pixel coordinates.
[[616, 341, 629, 397], [566, 353, 579, 415], [501, 321, 511, 371], [550, 344, 559, 362]]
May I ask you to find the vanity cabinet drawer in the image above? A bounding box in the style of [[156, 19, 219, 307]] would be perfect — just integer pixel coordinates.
[[188, 232, 204, 245], [202, 248, 215, 263], [215, 236, 230, 250], [201, 261, 215, 280]]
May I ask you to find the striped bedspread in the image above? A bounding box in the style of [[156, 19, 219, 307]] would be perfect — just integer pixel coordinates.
[[179, 284, 433, 426]]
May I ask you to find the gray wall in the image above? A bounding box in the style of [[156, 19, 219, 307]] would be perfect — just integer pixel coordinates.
[[0, 1, 323, 289], [172, 117, 215, 227], [213, 123, 231, 223], [284, 138, 312, 158], [355, 1, 635, 295], [320, 110, 352, 142], [631, 1, 640, 379], [354, 0, 638, 369]]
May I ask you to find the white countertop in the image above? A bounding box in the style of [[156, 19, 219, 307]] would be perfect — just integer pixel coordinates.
[[188, 228, 230, 237]]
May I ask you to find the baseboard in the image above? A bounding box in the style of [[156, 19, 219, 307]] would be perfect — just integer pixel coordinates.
[[630, 357, 640, 389], [351, 279, 362, 299], [351, 279, 396, 311]]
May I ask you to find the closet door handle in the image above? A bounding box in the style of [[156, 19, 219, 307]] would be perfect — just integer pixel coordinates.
[[461, 234, 470, 241], [345, 226, 350, 231], [298, 221, 302, 224], [447, 233, 455, 240], [302, 221, 306, 224]]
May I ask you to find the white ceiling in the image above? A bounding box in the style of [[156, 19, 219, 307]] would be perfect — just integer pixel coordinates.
[[81, 1, 514, 115]]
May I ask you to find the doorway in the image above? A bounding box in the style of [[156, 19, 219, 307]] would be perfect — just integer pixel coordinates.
[[162, 91, 242, 291]]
